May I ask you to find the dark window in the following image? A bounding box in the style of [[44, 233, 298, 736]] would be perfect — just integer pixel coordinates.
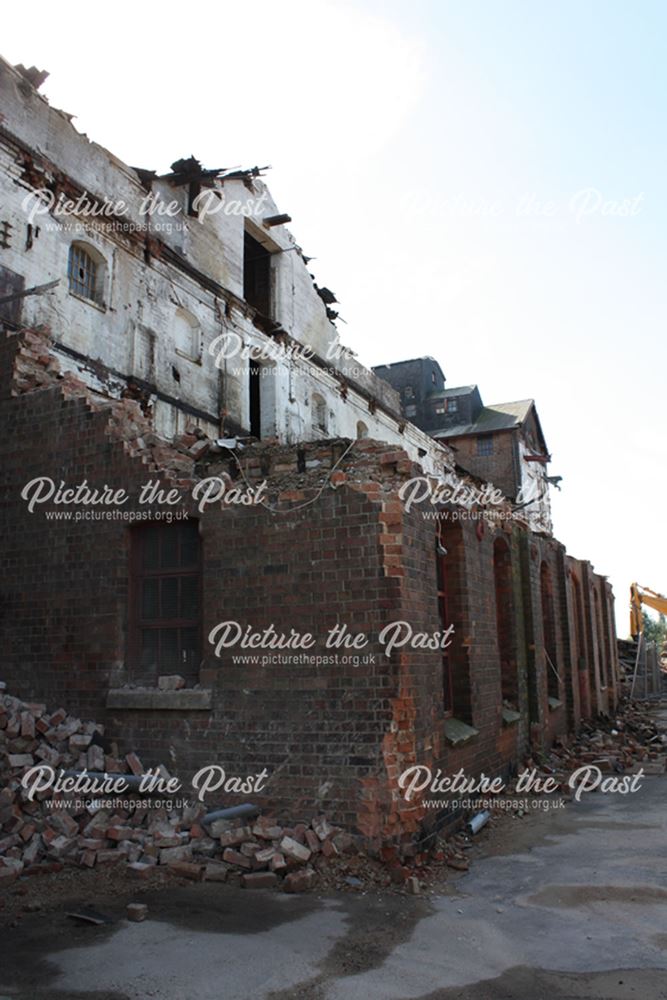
[[447, 398, 458, 413], [313, 393, 327, 433], [494, 538, 517, 708], [130, 521, 201, 684], [541, 562, 560, 699], [249, 363, 262, 438], [243, 230, 272, 315], [477, 434, 493, 456], [187, 180, 201, 217], [593, 587, 608, 689], [0, 265, 25, 328], [0, 220, 12, 249], [436, 523, 454, 716]]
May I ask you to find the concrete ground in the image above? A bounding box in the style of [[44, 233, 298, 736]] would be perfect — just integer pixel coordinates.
[[2, 724, 667, 999]]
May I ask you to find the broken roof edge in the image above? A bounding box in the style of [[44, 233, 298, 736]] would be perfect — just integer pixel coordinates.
[[0, 56, 152, 190], [1, 53, 348, 342], [2, 56, 272, 191], [371, 356, 443, 370]]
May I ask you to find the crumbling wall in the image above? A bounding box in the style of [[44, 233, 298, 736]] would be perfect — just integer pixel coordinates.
[[0, 326, 619, 844], [0, 57, 456, 477]]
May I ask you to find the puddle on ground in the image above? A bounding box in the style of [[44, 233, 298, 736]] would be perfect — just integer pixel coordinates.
[[267, 893, 433, 999], [416, 964, 667, 1000], [525, 884, 667, 908]]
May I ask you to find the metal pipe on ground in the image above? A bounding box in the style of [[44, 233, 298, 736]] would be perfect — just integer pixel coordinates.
[[62, 772, 260, 823], [467, 810, 491, 835], [202, 804, 260, 825]]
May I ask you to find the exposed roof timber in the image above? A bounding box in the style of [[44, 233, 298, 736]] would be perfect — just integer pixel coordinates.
[[154, 156, 270, 188]]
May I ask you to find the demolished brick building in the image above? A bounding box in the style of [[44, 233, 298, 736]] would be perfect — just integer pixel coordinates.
[[0, 58, 619, 848]]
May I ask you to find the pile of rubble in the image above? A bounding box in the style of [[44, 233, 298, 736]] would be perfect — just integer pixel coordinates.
[[617, 639, 638, 687], [5, 684, 662, 899], [517, 699, 667, 796], [0, 687, 353, 892]]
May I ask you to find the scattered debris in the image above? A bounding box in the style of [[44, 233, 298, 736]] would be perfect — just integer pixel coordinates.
[[515, 699, 667, 794], [0, 686, 354, 893], [2, 684, 664, 904], [66, 906, 112, 926], [126, 902, 148, 922]]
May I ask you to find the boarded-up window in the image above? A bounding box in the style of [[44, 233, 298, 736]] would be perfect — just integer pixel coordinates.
[[130, 521, 201, 684], [134, 326, 156, 381], [174, 308, 200, 360]]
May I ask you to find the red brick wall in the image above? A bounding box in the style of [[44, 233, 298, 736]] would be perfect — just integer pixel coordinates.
[[447, 430, 519, 498], [0, 328, 619, 848]]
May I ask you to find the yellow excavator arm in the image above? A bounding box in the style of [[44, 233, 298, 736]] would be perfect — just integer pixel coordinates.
[[630, 582, 667, 637]]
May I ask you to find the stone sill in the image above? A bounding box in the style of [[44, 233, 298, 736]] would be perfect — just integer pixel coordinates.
[[69, 290, 107, 313], [174, 348, 202, 365], [444, 717, 479, 746], [548, 697, 563, 712], [502, 707, 521, 726], [107, 689, 212, 710]]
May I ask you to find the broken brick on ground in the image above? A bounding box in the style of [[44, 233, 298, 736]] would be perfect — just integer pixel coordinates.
[[2, 685, 664, 900]]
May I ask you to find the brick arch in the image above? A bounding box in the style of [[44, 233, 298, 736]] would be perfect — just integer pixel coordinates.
[[438, 518, 473, 724]]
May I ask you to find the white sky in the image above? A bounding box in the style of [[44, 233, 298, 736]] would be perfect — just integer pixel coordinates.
[[3, 0, 665, 634]]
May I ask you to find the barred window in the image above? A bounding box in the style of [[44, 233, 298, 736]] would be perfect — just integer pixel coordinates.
[[130, 521, 201, 684], [68, 243, 104, 304]]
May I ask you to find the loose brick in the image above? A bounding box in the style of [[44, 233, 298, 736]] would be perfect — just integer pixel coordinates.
[[241, 872, 278, 889], [8, 753, 34, 768], [280, 836, 311, 864], [159, 845, 192, 865], [125, 752, 144, 776], [126, 903, 148, 922], [219, 826, 252, 849], [283, 868, 317, 893], [204, 862, 230, 882], [312, 816, 334, 842], [167, 861, 204, 881], [222, 848, 252, 869]]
